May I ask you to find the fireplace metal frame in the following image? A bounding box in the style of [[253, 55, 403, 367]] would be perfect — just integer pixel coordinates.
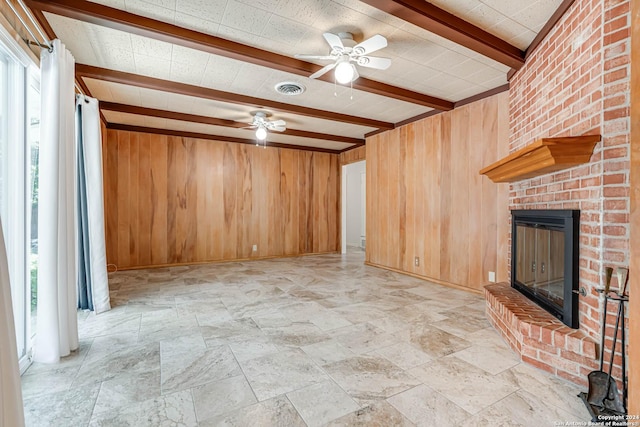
[[510, 209, 580, 329]]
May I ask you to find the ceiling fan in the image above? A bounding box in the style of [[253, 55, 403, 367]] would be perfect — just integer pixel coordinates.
[[296, 32, 392, 84], [246, 111, 286, 145]]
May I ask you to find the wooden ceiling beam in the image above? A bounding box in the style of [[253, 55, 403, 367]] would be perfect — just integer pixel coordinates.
[[525, 0, 576, 59], [77, 64, 394, 129], [24, 0, 453, 110], [99, 102, 366, 145], [105, 123, 344, 154], [358, 0, 525, 70]]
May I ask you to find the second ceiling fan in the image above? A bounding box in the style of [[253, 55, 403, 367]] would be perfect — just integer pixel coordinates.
[[246, 111, 286, 146], [296, 32, 392, 84]]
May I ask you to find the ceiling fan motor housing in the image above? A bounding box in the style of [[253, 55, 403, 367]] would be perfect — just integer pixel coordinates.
[[337, 32, 357, 49]]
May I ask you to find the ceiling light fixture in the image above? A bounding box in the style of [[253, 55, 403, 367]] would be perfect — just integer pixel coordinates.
[[334, 58, 355, 84], [255, 126, 268, 141]]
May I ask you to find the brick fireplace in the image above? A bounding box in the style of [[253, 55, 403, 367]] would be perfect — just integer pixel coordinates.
[[485, 0, 631, 389], [485, 283, 597, 386]]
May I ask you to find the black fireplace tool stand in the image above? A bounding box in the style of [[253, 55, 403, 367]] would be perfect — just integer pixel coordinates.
[[579, 291, 628, 422]]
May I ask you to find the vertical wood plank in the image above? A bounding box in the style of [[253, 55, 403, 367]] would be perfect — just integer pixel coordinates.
[[128, 132, 140, 268], [137, 133, 152, 266], [314, 153, 330, 252], [236, 144, 251, 259], [280, 149, 298, 255], [327, 153, 340, 251], [150, 135, 168, 265], [222, 144, 238, 260], [265, 148, 281, 255], [116, 131, 130, 267], [195, 139, 208, 262], [496, 92, 511, 282], [174, 137, 188, 263], [451, 106, 470, 285], [468, 100, 485, 290], [481, 97, 499, 287], [184, 138, 198, 261], [365, 140, 375, 263], [252, 146, 266, 257], [104, 129, 118, 266], [422, 117, 439, 278], [439, 114, 452, 283], [166, 136, 178, 264], [398, 127, 408, 271], [208, 141, 224, 261], [411, 120, 425, 276], [299, 151, 313, 254]]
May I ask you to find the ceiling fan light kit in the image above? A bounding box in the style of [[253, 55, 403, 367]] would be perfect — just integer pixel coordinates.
[[335, 60, 355, 84], [255, 126, 267, 141]]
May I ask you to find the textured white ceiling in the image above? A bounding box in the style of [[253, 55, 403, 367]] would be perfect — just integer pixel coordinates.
[[40, 0, 563, 151]]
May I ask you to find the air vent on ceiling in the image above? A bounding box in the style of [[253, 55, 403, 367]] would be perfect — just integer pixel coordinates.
[[274, 81, 305, 96]]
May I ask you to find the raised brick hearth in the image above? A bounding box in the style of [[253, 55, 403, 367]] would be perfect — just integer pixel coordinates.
[[485, 283, 598, 386]]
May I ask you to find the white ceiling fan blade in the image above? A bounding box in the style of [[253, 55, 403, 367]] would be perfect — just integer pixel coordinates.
[[357, 56, 392, 70], [309, 62, 336, 79], [272, 126, 286, 132], [295, 54, 335, 60], [323, 32, 344, 50], [270, 119, 286, 127], [353, 34, 387, 55]]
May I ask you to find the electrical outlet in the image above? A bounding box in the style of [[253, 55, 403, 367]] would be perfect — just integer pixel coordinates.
[[489, 271, 496, 282], [252, 244, 258, 252], [414, 257, 420, 267]]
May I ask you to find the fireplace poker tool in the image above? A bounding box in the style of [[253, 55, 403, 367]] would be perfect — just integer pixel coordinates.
[[610, 267, 628, 412], [580, 266, 626, 420]]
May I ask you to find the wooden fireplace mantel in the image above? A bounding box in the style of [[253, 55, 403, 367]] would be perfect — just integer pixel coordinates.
[[479, 135, 601, 183]]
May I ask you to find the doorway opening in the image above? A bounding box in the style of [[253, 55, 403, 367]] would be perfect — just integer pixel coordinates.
[[341, 160, 365, 254]]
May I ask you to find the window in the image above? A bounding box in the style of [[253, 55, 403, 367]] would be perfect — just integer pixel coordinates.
[[0, 25, 40, 373], [27, 72, 40, 339]]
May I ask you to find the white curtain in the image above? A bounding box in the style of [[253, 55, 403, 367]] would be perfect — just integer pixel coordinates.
[[0, 219, 25, 427], [76, 95, 110, 314], [34, 39, 78, 363]]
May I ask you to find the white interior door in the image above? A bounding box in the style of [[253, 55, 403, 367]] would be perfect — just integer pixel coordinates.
[[341, 160, 366, 253]]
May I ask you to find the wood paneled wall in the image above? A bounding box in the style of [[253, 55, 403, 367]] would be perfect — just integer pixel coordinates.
[[366, 93, 510, 292], [339, 145, 366, 165], [103, 129, 340, 269]]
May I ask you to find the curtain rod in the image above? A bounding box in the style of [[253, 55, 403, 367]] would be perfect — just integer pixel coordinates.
[[4, 0, 52, 51], [5, 0, 85, 95]]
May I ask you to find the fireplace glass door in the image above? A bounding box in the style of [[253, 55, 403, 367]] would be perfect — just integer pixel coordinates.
[[515, 225, 565, 309]]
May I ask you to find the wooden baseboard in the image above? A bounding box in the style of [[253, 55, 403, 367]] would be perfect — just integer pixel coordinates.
[[364, 261, 483, 295], [109, 251, 341, 272]]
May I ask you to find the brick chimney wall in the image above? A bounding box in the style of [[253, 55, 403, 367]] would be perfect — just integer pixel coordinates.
[[506, 0, 630, 385]]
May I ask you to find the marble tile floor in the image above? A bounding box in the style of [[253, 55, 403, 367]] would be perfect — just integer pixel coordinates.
[[21, 252, 592, 426]]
